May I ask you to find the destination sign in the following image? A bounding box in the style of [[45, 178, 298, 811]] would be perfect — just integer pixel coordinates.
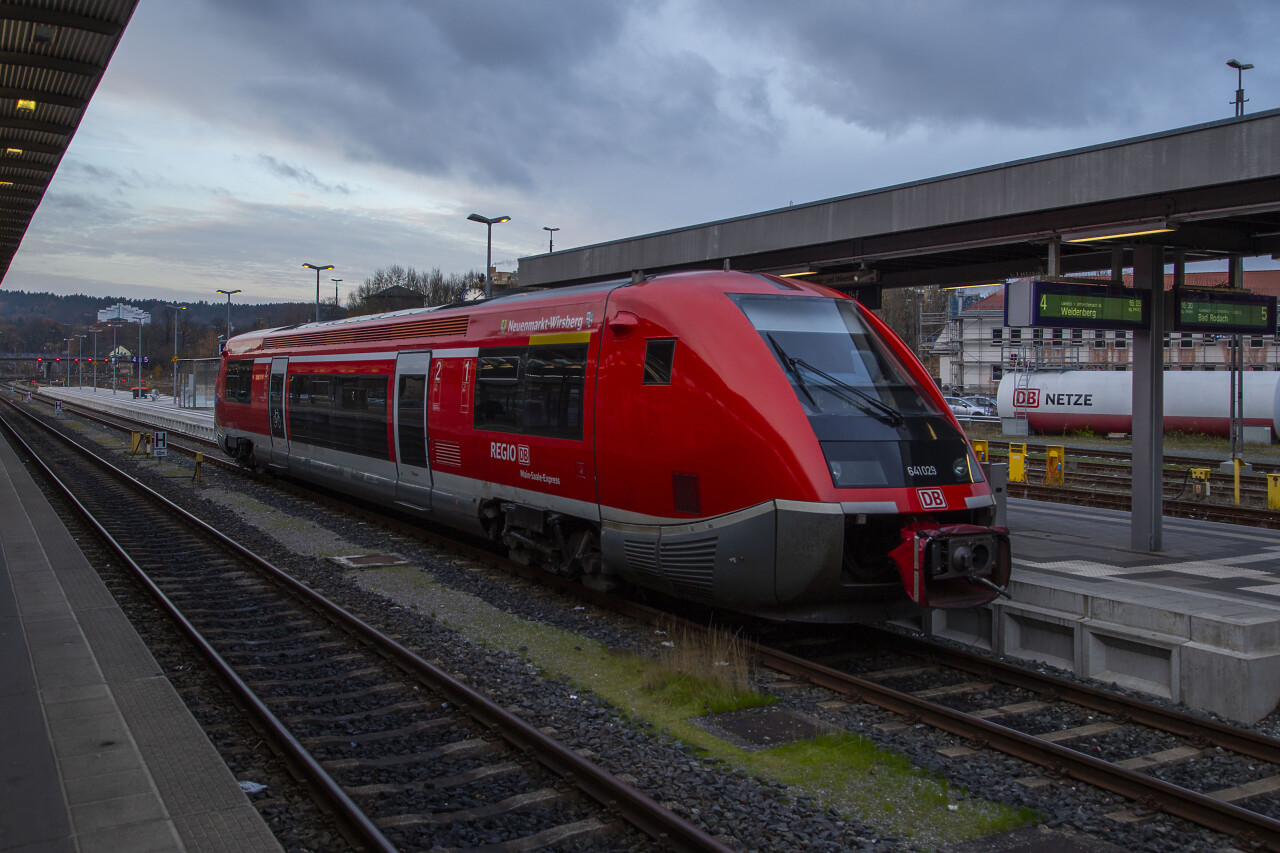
[[1005, 280, 1150, 331], [1173, 289, 1277, 335]]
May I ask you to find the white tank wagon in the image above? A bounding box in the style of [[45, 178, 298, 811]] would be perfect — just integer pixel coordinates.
[[996, 371, 1280, 440]]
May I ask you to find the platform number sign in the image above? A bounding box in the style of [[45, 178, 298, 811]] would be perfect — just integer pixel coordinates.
[[153, 430, 167, 458]]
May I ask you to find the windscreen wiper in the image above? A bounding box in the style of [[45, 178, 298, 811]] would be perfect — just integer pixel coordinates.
[[790, 357, 905, 426], [766, 333, 819, 409]]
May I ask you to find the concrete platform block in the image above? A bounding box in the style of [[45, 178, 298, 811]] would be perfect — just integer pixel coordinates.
[[1189, 611, 1280, 653], [1087, 597, 1192, 640], [997, 603, 1081, 672], [1081, 621, 1181, 700], [928, 605, 995, 651], [1003, 579, 1090, 618], [1179, 643, 1280, 724]]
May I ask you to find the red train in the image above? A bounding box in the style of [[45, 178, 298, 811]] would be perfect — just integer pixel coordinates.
[[216, 270, 1009, 621]]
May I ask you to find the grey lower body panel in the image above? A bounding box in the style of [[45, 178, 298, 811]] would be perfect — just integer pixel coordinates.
[[601, 500, 921, 621]]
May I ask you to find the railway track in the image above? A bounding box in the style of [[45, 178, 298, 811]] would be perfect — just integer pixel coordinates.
[[20, 385, 1280, 847], [741, 624, 1280, 851], [0, 397, 731, 853]]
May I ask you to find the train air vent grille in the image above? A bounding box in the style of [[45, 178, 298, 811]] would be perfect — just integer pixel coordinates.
[[671, 472, 701, 515], [432, 440, 462, 467], [660, 537, 717, 598], [263, 315, 470, 349], [623, 539, 661, 583]]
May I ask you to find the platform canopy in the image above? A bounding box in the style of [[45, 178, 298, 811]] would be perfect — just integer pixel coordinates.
[[0, 0, 138, 283], [519, 109, 1280, 291]]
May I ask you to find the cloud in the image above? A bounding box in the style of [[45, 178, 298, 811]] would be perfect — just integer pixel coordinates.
[[256, 155, 350, 194]]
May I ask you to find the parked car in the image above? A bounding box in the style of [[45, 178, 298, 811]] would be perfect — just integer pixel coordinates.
[[945, 396, 987, 417], [963, 396, 997, 415]]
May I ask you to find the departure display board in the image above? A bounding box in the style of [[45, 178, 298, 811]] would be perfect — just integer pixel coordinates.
[[1005, 280, 1150, 330], [1173, 289, 1277, 335]]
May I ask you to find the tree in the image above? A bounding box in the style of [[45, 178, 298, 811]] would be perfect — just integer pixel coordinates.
[[346, 266, 485, 317]]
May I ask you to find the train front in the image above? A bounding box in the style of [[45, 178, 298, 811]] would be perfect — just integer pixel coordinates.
[[738, 286, 1010, 619]]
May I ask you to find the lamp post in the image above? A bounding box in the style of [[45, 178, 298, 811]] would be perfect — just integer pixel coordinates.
[[216, 289, 241, 349], [1228, 59, 1254, 117], [136, 317, 145, 396], [331, 279, 342, 317], [90, 329, 99, 392], [167, 304, 186, 404], [62, 337, 70, 386], [75, 334, 85, 388], [110, 322, 118, 394], [467, 213, 510, 298], [543, 226, 559, 253], [303, 263, 334, 322]]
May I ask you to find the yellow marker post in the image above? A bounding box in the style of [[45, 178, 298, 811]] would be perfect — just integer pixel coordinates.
[[1268, 474, 1280, 511], [1008, 443, 1027, 484], [1190, 467, 1212, 500], [972, 439, 989, 464], [193, 452, 203, 484], [131, 430, 142, 455], [1045, 445, 1065, 486], [1233, 457, 1244, 506]]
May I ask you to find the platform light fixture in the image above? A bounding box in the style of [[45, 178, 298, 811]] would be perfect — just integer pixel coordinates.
[[542, 226, 559, 253], [467, 213, 510, 297], [15, 99, 35, 111], [1228, 59, 1254, 117], [302, 263, 334, 322], [1061, 220, 1175, 243], [216, 289, 241, 346]]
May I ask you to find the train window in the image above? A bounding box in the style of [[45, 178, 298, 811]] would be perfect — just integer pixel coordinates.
[[733, 294, 944, 420], [643, 339, 676, 385], [225, 359, 254, 403], [397, 374, 428, 468], [474, 344, 587, 439], [287, 373, 389, 460]]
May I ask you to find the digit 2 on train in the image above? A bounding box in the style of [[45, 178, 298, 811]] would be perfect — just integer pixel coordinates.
[[216, 270, 1010, 622]]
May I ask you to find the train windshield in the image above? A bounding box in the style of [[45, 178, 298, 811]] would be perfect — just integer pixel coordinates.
[[736, 295, 945, 419]]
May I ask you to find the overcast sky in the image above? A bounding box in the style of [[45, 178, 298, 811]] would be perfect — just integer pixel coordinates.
[[5, 0, 1279, 304]]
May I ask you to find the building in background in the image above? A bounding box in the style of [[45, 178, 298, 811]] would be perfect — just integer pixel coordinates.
[[930, 271, 1280, 396]]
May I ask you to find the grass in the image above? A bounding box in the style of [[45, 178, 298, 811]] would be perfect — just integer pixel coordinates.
[[356, 565, 1038, 845]]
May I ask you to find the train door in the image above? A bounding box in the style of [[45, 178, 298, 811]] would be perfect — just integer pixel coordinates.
[[393, 351, 432, 509], [268, 357, 289, 467]]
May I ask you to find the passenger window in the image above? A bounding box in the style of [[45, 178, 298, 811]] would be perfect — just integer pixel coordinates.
[[643, 339, 676, 385], [474, 344, 587, 439]]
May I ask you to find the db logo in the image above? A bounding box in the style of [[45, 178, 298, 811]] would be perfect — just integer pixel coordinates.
[[1012, 388, 1040, 408], [517, 444, 530, 465], [916, 488, 947, 510]]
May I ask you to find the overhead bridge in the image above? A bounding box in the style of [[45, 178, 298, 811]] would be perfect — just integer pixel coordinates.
[[518, 109, 1280, 291]]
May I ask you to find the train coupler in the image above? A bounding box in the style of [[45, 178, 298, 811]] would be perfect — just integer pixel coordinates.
[[889, 523, 1012, 608]]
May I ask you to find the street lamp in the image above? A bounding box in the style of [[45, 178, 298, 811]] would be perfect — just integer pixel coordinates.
[[331, 279, 342, 317], [543, 226, 559, 253], [166, 304, 186, 405], [135, 316, 145, 397], [303, 263, 334, 322], [74, 334, 85, 389], [467, 213, 510, 298], [109, 322, 118, 395], [62, 337, 70, 386], [216, 289, 241, 348], [89, 328, 99, 392], [1228, 59, 1254, 117]]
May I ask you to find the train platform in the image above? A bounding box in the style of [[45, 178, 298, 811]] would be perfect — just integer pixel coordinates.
[[26, 384, 215, 443], [0, 423, 280, 850], [929, 497, 1280, 724]]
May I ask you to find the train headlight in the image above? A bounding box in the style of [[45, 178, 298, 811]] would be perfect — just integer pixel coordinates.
[[952, 457, 969, 479], [829, 461, 843, 481]]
